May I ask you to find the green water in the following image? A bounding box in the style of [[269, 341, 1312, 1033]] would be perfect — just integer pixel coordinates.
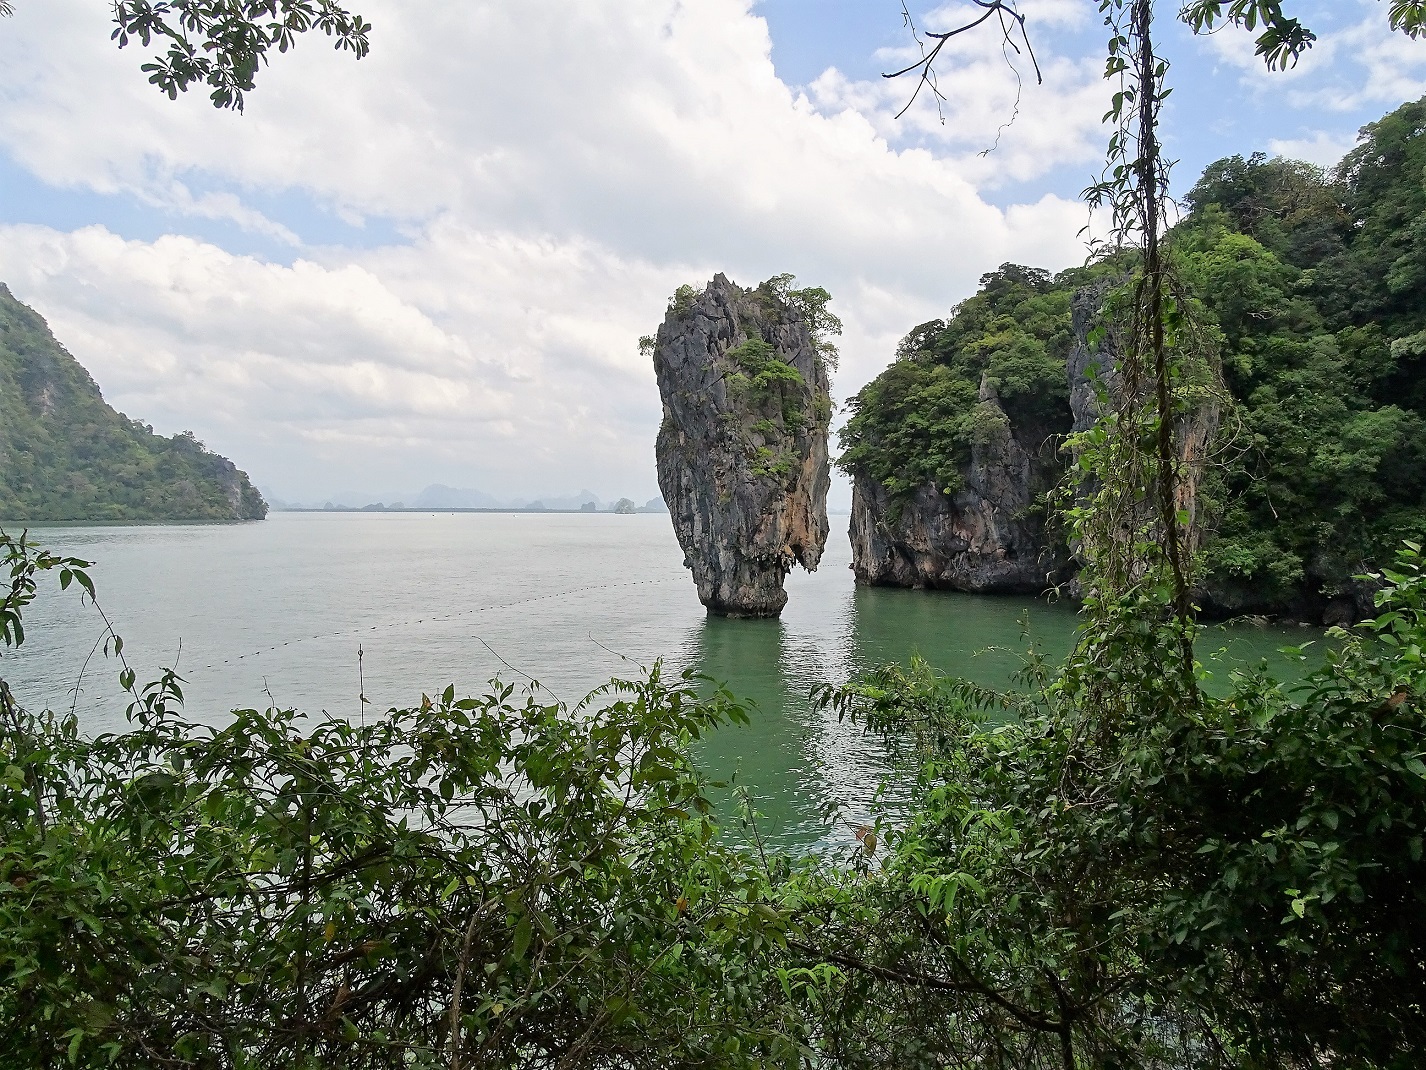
[[686, 583, 1323, 850], [4, 512, 1327, 851]]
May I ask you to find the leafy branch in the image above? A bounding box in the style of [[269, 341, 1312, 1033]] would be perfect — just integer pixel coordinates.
[[110, 0, 372, 111]]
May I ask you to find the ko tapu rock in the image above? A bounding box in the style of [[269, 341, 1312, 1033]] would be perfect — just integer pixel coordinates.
[[651, 274, 833, 617]]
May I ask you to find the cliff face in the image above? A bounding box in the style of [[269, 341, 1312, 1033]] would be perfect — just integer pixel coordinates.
[[849, 371, 1069, 592], [653, 274, 831, 617], [0, 283, 267, 523], [847, 279, 1216, 600]]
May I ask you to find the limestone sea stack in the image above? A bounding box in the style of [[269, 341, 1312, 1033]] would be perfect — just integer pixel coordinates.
[[652, 274, 832, 617]]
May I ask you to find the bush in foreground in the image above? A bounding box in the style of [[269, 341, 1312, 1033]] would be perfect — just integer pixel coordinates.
[[5, 531, 1426, 1068]]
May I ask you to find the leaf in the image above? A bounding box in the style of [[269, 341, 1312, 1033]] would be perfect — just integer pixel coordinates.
[[512, 915, 532, 960]]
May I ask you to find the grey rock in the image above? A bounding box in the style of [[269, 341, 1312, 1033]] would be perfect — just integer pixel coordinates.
[[653, 274, 831, 617], [848, 278, 1217, 600], [1066, 280, 1123, 437], [849, 371, 1069, 592]]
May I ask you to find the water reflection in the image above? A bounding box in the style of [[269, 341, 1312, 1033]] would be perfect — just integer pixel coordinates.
[[683, 585, 1084, 850], [682, 581, 1326, 850], [684, 617, 810, 832], [846, 586, 1081, 688]]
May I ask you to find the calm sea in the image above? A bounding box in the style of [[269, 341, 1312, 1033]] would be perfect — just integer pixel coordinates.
[[1, 512, 1321, 848]]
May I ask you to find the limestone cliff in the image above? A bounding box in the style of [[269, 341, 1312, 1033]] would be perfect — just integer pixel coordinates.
[[652, 274, 831, 617], [846, 277, 1215, 599], [849, 371, 1069, 592]]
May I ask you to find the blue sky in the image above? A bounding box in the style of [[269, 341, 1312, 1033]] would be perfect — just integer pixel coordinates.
[[758, 0, 1411, 202], [0, 1, 1422, 505]]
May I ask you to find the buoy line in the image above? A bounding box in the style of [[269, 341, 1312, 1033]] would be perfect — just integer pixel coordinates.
[[187, 574, 688, 675]]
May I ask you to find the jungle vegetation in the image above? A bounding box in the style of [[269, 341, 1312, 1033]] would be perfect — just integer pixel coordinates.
[[0, 285, 268, 523], [4, 2, 1426, 1069], [839, 95, 1426, 616]]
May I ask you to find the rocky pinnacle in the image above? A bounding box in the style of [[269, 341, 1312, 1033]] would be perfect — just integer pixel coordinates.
[[652, 274, 831, 617]]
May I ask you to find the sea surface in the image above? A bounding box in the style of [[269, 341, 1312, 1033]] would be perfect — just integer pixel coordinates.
[[2, 512, 1323, 849]]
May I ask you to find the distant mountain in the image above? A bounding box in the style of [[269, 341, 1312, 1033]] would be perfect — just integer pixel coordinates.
[[315, 489, 413, 509], [276, 486, 658, 512], [412, 484, 502, 509], [522, 489, 601, 511], [0, 284, 266, 523]]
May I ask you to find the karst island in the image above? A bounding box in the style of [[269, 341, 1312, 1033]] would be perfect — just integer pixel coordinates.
[[649, 273, 836, 617]]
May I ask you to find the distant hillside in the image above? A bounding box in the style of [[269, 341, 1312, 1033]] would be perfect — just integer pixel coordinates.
[[0, 284, 267, 523]]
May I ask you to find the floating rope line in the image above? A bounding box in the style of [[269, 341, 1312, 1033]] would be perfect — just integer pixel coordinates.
[[189, 574, 687, 675]]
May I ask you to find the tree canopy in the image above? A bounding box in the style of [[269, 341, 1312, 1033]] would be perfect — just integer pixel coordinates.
[[0, 284, 267, 522], [839, 96, 1426, 618], [1180, 0, 1426, 69]]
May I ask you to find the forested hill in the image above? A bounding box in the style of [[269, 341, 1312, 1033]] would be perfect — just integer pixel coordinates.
[[0, 284, 267, 523], [839, 96, 1426, 620]]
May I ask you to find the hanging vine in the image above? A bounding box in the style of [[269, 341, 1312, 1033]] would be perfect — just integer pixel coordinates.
[[1066, 0, 1213, 711]]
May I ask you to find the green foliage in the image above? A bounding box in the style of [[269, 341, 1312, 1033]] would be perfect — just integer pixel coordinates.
[[1179, 120, 1426, 610], [761, 275, 844, 372], [724, 338, 814, 463], [669, 284, 702, 317], [803, 542, 1426, 1067], [727, 339, 804, 392], [111, 0, 371, 112], [747, 445, 796, 481], [1180, 1, 1426, 70], [0, 285, 266, 523], [0, 534, 812, 1069], [1178, 1, 1318, 70], [838, 261, 1118, 498]]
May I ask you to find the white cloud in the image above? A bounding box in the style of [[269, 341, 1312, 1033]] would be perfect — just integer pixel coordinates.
[[1267, 131, 1358, 168], [0, 0, 1101, 501], [802, 0, 1108, 186], [1200, 0, 1426, 113]]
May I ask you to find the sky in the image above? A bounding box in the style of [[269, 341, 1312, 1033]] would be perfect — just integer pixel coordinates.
[[1, 0, 1423, 507]]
